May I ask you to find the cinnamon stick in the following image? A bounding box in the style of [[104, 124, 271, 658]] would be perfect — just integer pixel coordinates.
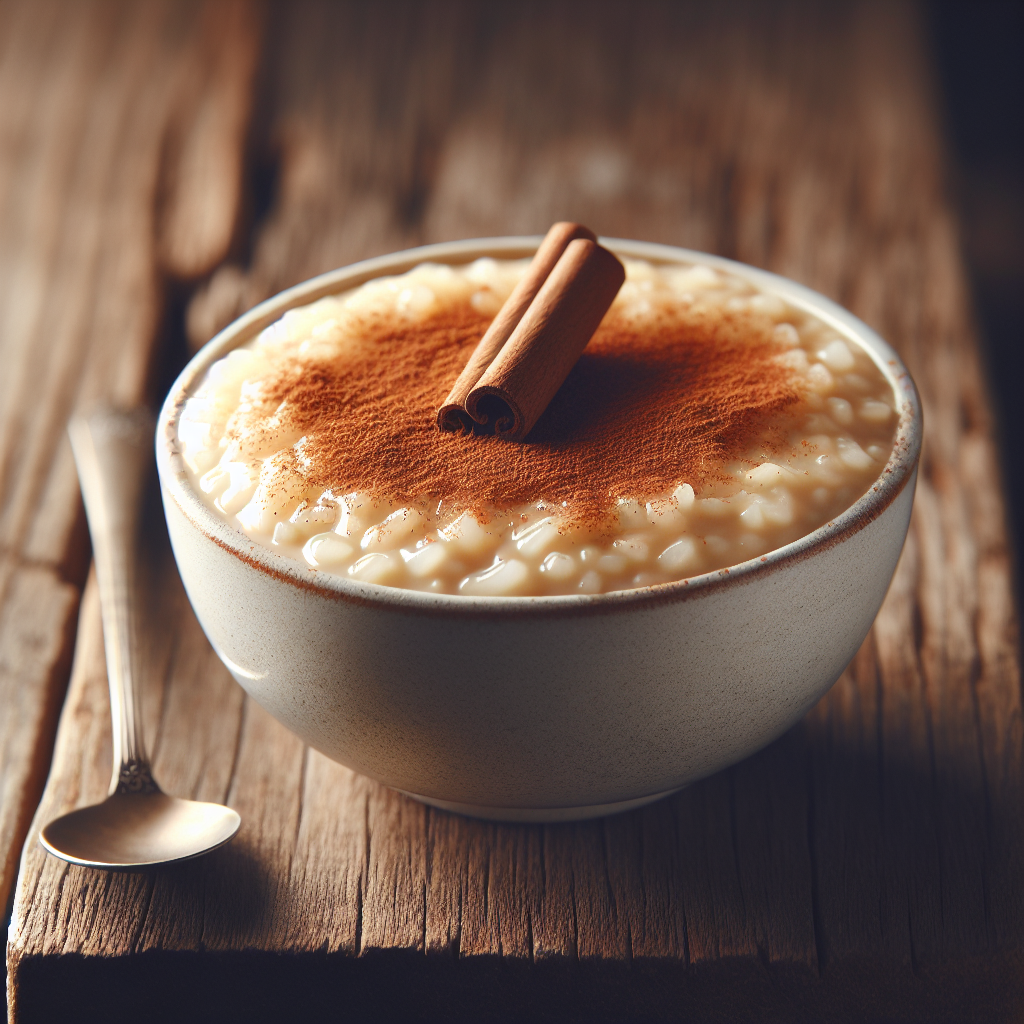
[[437, 222, 596, 434], [437, 223, 624, 441]]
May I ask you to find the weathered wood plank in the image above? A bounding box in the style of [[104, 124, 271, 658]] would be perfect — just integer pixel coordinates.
[[6, 1, 1022, 1022], [158, 0, 264, 280], [0, 571, 78, 924], [0, 0, 262, 945]]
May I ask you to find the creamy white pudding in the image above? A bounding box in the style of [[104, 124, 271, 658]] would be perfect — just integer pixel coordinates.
[[177, 258, 897, 596]]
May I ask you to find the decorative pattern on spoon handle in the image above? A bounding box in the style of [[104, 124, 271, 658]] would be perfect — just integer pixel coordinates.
[[115, 759, 160, 795], [68, 408, 157, 797]]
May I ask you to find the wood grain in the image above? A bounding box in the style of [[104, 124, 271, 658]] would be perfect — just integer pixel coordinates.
[[6, 1, 1022, 1021], [0, 0, 261, 936]]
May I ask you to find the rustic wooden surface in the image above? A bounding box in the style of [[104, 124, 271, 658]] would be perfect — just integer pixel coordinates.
[[4, 2, 1022, 1021]]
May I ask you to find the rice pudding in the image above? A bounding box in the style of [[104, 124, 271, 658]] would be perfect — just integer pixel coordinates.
[[177, 257, 898, 596]]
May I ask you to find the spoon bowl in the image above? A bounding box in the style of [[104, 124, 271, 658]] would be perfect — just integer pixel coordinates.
[[41, 793, 240, 869]]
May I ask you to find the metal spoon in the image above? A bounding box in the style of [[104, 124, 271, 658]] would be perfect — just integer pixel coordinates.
[[40, 409, 240, 869]]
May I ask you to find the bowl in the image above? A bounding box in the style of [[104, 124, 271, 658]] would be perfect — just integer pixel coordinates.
[[156, 237, 921, 822]]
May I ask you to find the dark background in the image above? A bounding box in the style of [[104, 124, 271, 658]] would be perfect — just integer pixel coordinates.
[[928, 1, 1024, 588]]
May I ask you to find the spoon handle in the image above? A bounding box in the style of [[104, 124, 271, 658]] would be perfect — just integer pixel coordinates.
[[69, 409, 158, 796]]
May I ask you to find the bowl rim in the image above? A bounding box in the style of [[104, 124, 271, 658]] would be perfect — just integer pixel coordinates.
[[157, 236, 922, 619]]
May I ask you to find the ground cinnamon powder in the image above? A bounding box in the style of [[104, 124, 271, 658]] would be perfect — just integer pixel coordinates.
[[233, 299, 805, 525]]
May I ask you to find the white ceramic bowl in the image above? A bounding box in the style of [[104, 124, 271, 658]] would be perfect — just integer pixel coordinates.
[[157, 238, 921, 822]]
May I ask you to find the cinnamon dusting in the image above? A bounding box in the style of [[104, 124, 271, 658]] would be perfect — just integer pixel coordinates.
[[225, 299, 806, 525]]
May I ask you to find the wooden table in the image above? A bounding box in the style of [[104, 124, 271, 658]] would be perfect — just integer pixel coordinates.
[[2, 2, 1021, 1020]]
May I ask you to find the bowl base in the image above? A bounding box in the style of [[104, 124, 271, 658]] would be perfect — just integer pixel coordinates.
[[398, 787, 683, 822]]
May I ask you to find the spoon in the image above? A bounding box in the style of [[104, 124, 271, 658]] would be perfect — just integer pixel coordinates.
[[40, 409, 240, 869]]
